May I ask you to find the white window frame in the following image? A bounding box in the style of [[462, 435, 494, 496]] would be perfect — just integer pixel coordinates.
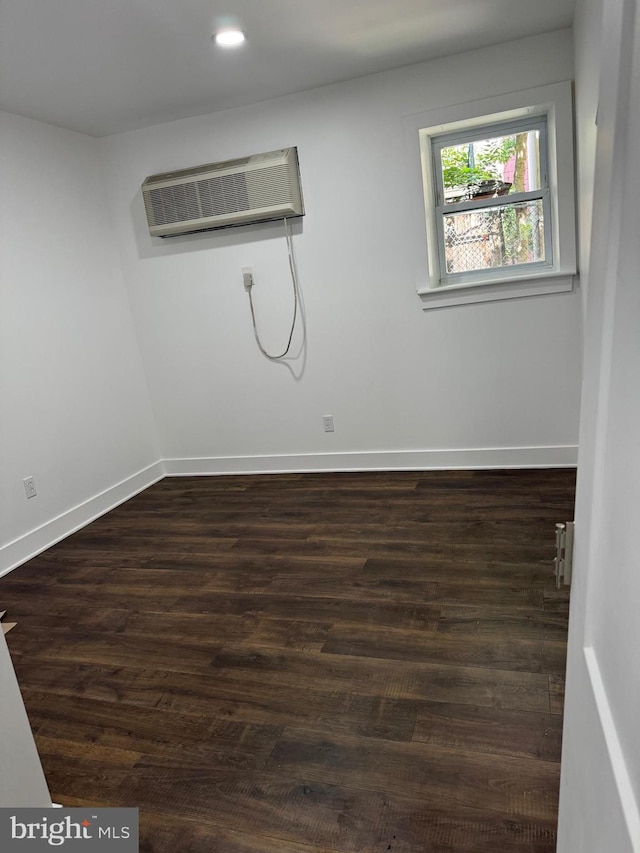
[[432, 115, 552, 285], [404, 82, 577, 309]]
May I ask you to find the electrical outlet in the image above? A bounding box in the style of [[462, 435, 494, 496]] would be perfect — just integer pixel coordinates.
[[23, 476, 37, 499], [323, 415, 335, 433], [242, 266, 254, 290]]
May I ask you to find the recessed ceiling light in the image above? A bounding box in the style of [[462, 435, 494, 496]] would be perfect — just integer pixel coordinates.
[[214, 30, 246, 47]]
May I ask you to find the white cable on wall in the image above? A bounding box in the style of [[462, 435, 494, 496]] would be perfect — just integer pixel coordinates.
[[246, 218, 299, 360]]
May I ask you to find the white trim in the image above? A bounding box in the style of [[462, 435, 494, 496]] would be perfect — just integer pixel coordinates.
[[0, 461, 165, 578], [584, 646, 640, 850], [419, 273, 576, 309], [432, 115, 552, 287], [404, 81, 577, 304], [1, 449, 577, 576], [163, 445, 577, 476]]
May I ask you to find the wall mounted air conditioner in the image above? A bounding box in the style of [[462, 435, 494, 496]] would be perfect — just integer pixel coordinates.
[[142, 147, 304, 237]]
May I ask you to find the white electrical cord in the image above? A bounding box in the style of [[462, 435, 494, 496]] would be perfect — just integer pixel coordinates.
[[247, 218, 298, 360]]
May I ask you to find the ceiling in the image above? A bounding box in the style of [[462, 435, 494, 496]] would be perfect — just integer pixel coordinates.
[[0, 0, 576, 138]]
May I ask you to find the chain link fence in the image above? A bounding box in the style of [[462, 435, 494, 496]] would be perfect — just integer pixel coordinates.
[[444, 200, 545, 274]]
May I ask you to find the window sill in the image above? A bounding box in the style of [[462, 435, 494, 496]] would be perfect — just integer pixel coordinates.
[[417, 272, 577, 310]]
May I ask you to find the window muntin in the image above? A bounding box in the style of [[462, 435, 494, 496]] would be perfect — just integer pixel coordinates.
[[429, 115, 552, 285]]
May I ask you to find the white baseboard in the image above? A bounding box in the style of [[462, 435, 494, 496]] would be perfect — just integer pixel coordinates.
[[0, 446, 577, 577], [584, 647, 640, 850], [0, 461, 165, 578], [163, 445, 578, 476]]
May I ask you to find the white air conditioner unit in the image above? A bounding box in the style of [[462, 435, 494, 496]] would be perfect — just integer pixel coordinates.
[[142, 147, 304, 237]]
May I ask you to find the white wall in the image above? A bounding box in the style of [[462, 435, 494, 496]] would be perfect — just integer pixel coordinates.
[[0, 31, 583, 576], [573, 0, 602, 312], [558, 0, 640, 849], [0, 111, 161, 574], [0, 628, 51, 806], [101, 29, 582, 473]]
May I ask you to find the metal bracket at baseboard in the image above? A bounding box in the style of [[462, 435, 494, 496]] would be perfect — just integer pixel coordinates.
[[554, 521, 574, 588]]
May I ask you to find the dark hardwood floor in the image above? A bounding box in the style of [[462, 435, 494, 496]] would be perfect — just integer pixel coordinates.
[[0, 469, 575, 852]]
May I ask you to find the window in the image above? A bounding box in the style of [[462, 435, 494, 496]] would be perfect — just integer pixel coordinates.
[[404, 82, 577, 308], [433, 116, 550, 283]]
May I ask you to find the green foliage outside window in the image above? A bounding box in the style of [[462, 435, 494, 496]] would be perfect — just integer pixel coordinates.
[[441, 133, 542, 269], [441, 136, 516, 189]]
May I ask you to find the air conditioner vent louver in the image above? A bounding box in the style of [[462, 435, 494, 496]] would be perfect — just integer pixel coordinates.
[[142, 148, 303, 237], [149, 183, 202, 226], [198, 173, 250, 218]]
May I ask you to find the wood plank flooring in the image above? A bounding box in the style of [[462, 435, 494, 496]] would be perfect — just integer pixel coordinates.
[[0, 469, 575, 852]]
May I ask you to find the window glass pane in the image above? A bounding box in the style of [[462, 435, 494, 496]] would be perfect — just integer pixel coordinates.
[[440, 130, 542, 204], [443, 200, 545, 274]]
